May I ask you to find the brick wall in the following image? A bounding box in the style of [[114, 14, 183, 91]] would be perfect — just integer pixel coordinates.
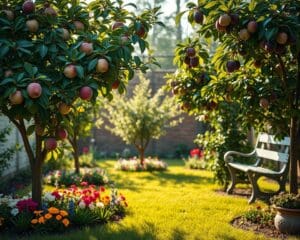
[[91, 71, 201, 158]]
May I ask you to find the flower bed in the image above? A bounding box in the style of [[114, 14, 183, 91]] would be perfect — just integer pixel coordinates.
[[185, 148, 207, 170], [44, 168, 109, 187], [0, 184, 127, 234], [115, 157, 168, 171]]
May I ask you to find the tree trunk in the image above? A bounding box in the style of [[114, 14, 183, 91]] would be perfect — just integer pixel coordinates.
[[31, 161, 43, 206], [73, 142, 80, 174], [139, 148, 145, 166], [290, 116, 298, 193]]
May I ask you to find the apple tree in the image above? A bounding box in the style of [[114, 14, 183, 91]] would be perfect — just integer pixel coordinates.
[[0, 0, 161, 206], [101, 75, 182, 165], [171, 0, 300, 193]]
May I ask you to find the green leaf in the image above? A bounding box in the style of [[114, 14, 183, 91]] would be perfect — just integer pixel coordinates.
[[75, 65, 84, 79], [0, 45, 9, 58], [88, 58, 98, 72], [138, 39, 146, 53], [24, 62, 34, 75], [204, 1, 218, 9], [26, 125, 35, 136], [248, 0, 256, 12], [39, 44, 48, 58], [175, 11, 187, 25]]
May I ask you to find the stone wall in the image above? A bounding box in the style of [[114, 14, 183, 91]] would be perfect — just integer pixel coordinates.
[[92, 70, 201, 158], [0, 116, 29, 179]]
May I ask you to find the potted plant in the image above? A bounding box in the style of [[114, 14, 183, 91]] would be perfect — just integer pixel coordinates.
[[270, 192, 300, 234]]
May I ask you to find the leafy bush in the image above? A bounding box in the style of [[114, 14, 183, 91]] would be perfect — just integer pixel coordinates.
[[115, 157, 168, 172], [185, 157, 207, 170], [44, 168, 109, 187], [242, 206, 275, 227], [0, 126, 16, 176], [270, 193, 300, 209]]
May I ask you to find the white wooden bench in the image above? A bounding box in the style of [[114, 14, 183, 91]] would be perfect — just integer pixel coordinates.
[[224, 133, 290, 203]]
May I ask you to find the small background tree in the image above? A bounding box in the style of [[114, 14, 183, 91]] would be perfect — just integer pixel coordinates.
[[102, 75, 182, 165]]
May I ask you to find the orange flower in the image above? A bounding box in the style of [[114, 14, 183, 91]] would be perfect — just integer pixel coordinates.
[[60, 210, 68, 217], [56, 215, 62, 221], [48, 207, 59, 215], [45, 213, 52, 220], [38, 216, 45, 224], [31, 219, 38, 224], [33, 210, 43, 216], [62, 218, 70, 227]]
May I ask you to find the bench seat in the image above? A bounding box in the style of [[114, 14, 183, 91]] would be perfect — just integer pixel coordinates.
[[224, 133, 290, 203]]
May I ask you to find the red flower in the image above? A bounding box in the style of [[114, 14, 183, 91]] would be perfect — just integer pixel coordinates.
[[100, 186, 105, 192], [190, 148, 203, 158], [120, 195, 126, 201], [51, 190, 61, 199], [16, 198, 38, 212], [82, 146, 89, 154]]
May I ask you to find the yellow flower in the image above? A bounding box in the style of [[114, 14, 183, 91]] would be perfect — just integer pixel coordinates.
[[48, 207, 60, 215], [33, 210, 43, 216], [38, 216, 45, 224], [45, 213, 52, 220], [31, 219, 38, 224], [56, 215, 62, 221], [62, 218, 70, 227], [60, 210, 68, 217]]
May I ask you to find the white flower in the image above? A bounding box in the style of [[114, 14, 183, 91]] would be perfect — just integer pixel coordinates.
[[8, 199, 18, 208], [11, 208, 19, 216], [43, 192, 55, 202], [96, 202, 104, 208], [79, 201, 86, 209], [89, 203, 95, 210]]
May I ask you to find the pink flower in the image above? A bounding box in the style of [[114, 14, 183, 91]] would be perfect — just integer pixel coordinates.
[[80, 181, 88, 187]]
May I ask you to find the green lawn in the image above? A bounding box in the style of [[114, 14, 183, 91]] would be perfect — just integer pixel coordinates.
[[3, 159, 300, 240]]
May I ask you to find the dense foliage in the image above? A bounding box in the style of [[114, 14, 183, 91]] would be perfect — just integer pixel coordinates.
[[0, 125, 15, 176], [170, 0, 300, 192], [0, 0, 160, 205]]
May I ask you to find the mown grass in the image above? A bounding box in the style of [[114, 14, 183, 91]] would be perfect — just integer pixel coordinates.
[[2, 159, 300, 240]]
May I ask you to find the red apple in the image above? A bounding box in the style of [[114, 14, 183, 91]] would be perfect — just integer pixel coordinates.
[[112, 21, 125, 30], [259, 98, 269, 109], [112, 80, 120, 89], [193, 10, 204, 24], [80, 42, 93, 55], [239, 29, 250, 41], [35, 125, 45, 136], [247, 20, 258, 33], [4, 69, 13, 77], [79, 86, 93, 100], [96, 58, 109, 73], [64, 64, 77, 78], [73, 20, 84, 31], [26, 19, 39, 33], [44, 7, 57, 16], [186, 47, 196, 57], [59, 103, 71, 115], [57, 128, 68, 140], [45, 138, 57, 151], [136, 24, 146, 38], [61, 28, 70, 40], [22, 0, 35, 14], [3, 10, 14, 20], [9, 90, 24, 105], [218, 14, 231, 27], [276, 32, 288, 45], [215, 20, 226, 32], [27, 82, 42, 99]]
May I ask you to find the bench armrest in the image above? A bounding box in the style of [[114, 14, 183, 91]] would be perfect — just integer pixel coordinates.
[[224, 150, 256, 163]]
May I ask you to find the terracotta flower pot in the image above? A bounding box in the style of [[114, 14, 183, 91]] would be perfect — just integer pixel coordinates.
[[273, 206, 300, 234]]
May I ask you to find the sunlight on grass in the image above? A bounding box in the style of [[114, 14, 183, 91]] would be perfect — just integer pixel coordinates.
[[3, 159, 299, 240]]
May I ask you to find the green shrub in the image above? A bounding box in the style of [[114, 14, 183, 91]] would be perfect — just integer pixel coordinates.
[[270, 193, 300, 209], [242, 206, 275, 226]]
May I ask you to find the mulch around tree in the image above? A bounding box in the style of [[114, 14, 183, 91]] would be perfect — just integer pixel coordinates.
[[215, 188, 300, 239], [231, 216, 289, 239]]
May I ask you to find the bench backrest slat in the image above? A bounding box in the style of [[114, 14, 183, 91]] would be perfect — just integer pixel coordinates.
[[258, 133, 290, 146], [255, 148, 289, 163]]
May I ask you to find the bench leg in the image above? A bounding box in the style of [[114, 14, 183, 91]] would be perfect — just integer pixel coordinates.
[[278, 175, 287, 193], [247, 171, 260, 204], [226, 166, 237, 194]]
